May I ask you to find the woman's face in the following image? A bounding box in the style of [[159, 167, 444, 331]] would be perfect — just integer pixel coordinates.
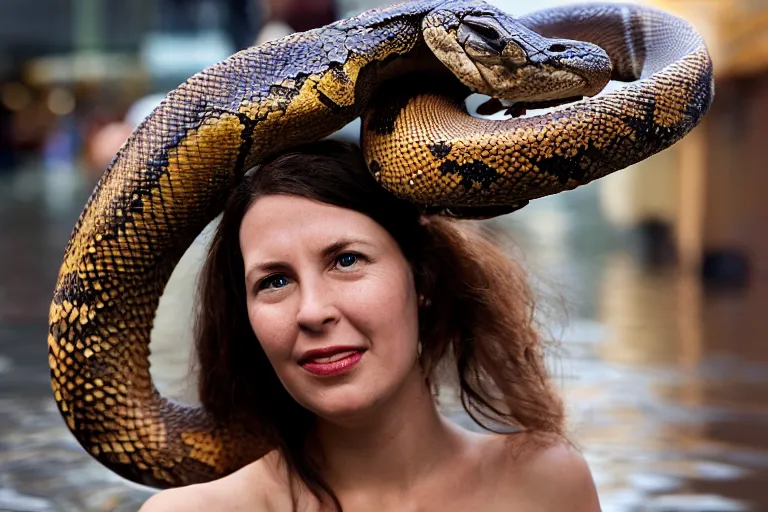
[[239, 194, 421, 424]]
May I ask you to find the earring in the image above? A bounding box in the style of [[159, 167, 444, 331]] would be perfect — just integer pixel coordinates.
[[417, 340, 423, 358]]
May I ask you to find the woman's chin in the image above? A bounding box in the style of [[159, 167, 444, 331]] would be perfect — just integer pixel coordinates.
[[302, 388, 382, 426]]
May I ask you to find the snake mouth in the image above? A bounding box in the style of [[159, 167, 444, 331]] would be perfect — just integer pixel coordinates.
[[474, 94, 585, 118]]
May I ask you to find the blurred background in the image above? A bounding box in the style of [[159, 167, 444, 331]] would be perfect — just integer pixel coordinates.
[[0, 0, 766, 511]]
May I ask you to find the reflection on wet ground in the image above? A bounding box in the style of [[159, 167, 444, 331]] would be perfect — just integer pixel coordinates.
[[1, 166, 766, 512]]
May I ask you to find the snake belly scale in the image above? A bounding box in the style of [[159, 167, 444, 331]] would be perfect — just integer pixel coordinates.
[[47, 0, 713, 487]]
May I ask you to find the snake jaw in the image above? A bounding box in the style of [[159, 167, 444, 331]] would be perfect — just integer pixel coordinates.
[[474, 62, 589, 102], [554, 50, 614, 97]]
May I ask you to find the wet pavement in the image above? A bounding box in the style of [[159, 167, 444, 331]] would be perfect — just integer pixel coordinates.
[[1, 164, 767, 512]]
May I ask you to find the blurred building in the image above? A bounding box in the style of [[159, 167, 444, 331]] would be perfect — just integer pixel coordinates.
[[0, 0, 262, 174], [694, 1, 768, 281], [607, 0, 768, 283], [0, 1, 151, 61]]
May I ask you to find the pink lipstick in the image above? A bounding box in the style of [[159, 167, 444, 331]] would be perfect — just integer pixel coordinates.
[[299, 347, 365, 377]]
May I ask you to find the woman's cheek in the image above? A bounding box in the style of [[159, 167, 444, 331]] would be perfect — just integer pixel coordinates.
[[248, 303, 295, 362], [359, 264, 409, 306], [349, 266, 417, 338]]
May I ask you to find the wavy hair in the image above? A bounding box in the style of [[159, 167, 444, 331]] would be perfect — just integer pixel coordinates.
[[195, 140, 563, 510]]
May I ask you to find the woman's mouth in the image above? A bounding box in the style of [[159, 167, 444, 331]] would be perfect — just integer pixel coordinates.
[[300, 350, 365, 377]]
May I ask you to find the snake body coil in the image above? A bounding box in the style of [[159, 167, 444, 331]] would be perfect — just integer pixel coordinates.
[[362, 4, 713, 212], [48, 0, 713, 487]]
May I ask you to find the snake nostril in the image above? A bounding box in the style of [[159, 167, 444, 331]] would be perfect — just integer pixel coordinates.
[[549, 43, 567, 53]]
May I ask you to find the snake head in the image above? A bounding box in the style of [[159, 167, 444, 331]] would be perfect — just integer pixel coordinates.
[[423, 3, 612, 102]]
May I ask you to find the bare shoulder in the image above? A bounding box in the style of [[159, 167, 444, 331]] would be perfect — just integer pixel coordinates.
[[139, 453, 284, 512], [138, 484, 211, 512], [495, 432, 601, 512]]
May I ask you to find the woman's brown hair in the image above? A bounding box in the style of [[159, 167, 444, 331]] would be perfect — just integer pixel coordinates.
[[195, 140, 564, 510]]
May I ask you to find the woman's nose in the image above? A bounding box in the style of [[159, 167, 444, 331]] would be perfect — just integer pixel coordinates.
[[295, 280, 340, 332]]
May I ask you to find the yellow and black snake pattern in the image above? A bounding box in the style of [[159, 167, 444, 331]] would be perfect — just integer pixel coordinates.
[[47, 0, 713, 487]]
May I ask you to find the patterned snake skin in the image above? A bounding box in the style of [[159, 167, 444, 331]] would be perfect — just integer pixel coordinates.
[[362, 4, 714, 215], [47, 0, 713, 487]]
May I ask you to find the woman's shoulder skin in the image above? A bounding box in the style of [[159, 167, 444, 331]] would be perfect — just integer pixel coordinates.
[[139, 452, 288, 512], [491, 432, 601, 511], [139, 484, 224, 512], [140, 435, 599, 512]]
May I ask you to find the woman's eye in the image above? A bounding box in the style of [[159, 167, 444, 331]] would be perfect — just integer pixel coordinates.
[[336, 253, 358, 269], [258, 274, 289, 290]]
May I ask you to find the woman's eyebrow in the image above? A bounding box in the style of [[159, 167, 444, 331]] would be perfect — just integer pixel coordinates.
[[245, 260, 289, 284], [245, 237, 374, 282], [320, 237, 375, 259]]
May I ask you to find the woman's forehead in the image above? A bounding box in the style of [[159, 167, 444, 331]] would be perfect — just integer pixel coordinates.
[[239, 195, 391, 257]]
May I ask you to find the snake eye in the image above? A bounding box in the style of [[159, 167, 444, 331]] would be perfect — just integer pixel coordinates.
[[460, 17, 507, 54], [549, 43, 567, 53], [463, 19, 500, 41]]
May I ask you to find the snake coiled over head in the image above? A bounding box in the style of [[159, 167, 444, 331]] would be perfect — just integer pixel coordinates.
[[47, 0, 713, 487]]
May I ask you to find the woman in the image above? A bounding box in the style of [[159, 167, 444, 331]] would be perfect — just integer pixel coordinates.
[[141, 141, 599, 511]]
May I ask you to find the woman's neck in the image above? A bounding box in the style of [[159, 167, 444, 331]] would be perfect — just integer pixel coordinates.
[[312, 366, 470, 495]]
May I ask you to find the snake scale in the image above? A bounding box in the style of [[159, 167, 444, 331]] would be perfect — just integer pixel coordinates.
[[47, 0, 713, 487]]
